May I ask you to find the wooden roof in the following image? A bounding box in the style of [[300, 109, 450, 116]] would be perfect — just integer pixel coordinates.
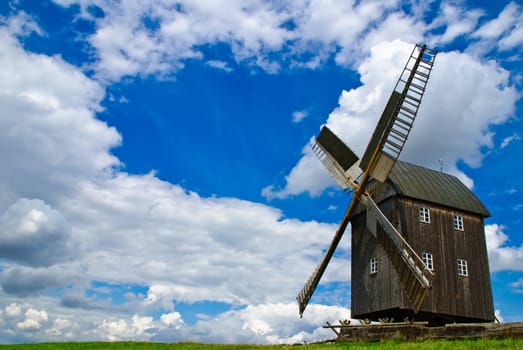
[[387, 161, 491, 217]]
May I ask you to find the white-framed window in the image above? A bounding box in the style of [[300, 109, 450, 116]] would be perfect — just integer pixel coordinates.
[[457, 259, 468, 277], [419, 207, 430, 223], [422, 252, 434, 271], [453, 214, 464, 231], [370, 257, 378, 274]]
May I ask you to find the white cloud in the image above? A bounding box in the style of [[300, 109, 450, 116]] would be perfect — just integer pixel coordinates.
[[0, 24, 348, 343], [206, 60, 233, 72], [473, 2, 520, 40], [153, 302, 351, 344], [56, 172, 339, 307], [4, 303, 22, 317], [1, 10, 44, 37], [471, 2, 523, 52], [51, 0, 293, 81], [0, 28, 121, 208], [429, 4, 483, 44], [46, 0, 475, 81], [17, 308, 48, 331], [292, 110, 308, 123], [500, 132, 521, 148], [0, 199, 75, 267], [485, 224, 523, 272], [160, 312, 184, 328], [46, 318, 73, 337], [262, 140, 334, 199], [495, 309, 504, 322]]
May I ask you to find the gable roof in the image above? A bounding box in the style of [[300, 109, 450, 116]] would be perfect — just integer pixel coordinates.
[[387, 161, 490, 217]]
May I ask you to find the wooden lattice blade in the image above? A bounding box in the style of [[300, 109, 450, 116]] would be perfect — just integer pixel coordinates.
[[363, 193, 434, 312], [297, 197, 355, 316], [313, 126, 361, 190]]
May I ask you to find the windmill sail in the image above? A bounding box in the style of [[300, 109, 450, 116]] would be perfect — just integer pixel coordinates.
[[313, 126, 361, 190], [297, 194, 356, 317], [363, 194, 434, 312], [360, 44, 437, 182], [297, 44, 437, 317]]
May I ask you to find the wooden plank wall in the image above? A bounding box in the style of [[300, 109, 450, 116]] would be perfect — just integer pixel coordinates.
[[398, 198, 494, 321], [351, 195, 494, 322]]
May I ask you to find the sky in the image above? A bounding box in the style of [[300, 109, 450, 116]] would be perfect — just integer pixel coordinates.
[[0, 0, 522, 344]]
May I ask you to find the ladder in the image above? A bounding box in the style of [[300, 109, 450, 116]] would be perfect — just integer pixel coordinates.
[[381, 45, 437, 161]]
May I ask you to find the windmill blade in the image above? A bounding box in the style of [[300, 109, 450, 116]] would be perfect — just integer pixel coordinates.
[[313, 126, 361, 190], [297, 44, 437, 317], [297, 193, 358, 317], [360, 44, 437, 182], [363, 193, 434, 312]]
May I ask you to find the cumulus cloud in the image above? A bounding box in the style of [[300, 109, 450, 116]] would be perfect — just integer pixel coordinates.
[[152, 303, 351, 344], [52, 0, 293, 81], [472, 2, 523, 51], [485, 224, 523, 272], [262, 140, 334, 199], [266, 40, 518, 198], [17, 309, 49, 331], [0, 28, 121, 208], [160, 312, 184, 328], [0, 199, 74, 267], [46, 0, 486, 81], [428, 3, 483, 44], [0, 264, 79, 297], [473, 2, 519, 40], [292, 110, 308, 124], [0, 22, 350, 343], [59, 172, 340, 306], [500, 132, 520, 148]]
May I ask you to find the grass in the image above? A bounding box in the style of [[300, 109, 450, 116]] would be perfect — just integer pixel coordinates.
[[1, 339, 523, 350]]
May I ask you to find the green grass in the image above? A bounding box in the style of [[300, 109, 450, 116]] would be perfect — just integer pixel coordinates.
[[1, 339, 523, 350]]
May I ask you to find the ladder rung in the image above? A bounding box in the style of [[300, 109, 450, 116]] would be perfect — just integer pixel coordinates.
[[400, 105, 417, 115], [409, 82, 425, 92], [396, 116, 414, 127], [389, 132, 405, 144], [415, 70, 429, 78], [390, 127, 408, 139], [405, 94, 421, 103], [385, 138, 403, 151], [393, 122, 410, 133], [398, 107, 415, 117], [403, 98, 419, 108]]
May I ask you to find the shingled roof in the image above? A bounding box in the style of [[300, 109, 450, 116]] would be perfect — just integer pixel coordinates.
[[387, 161, 490, 217]]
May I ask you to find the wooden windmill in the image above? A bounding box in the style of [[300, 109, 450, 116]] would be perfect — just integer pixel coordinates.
[[297, 44, 495, 324], [297, 44, 438, 318]]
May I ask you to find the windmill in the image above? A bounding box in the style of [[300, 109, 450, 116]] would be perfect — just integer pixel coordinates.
[[297, 44, 438, 317]]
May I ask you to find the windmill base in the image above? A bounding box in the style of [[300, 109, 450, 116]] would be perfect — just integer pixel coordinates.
[[324, 321, 523, 343], [352, 307, 494, 326]]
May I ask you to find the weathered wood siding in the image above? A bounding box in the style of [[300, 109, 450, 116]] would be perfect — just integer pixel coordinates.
[[351, 198, 408, 317], [351, 195, 494, 323], [399, 198, 494, 321]]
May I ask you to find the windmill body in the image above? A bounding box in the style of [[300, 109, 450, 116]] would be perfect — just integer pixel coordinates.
[[297, 44, 495, 325], [351, 161, 495, 324]]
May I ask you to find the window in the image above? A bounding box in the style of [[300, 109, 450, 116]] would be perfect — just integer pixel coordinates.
[[453, 214, 464, 231], [419, 207, 430, 223], [370, 258, 378, 274], [422, 252, 434, 271], [457, 259, 468, 277]]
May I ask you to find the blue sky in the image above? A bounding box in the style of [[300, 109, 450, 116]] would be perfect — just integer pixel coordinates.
[[0, 0, 522, 344]]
